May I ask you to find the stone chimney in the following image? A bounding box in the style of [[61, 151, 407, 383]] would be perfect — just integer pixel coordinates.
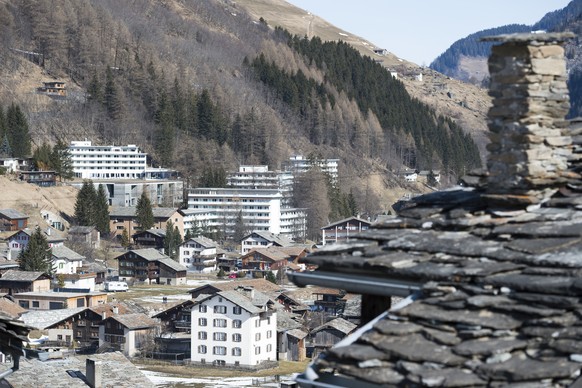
[[482, 32, 575, 203], [112, 305, 118, 315], [86, 358, 102, 388]]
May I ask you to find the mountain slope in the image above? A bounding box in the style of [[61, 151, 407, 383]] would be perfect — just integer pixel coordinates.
[[0, 0, 483, 217]]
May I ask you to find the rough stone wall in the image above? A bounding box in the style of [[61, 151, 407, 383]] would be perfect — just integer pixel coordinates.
[[483, 33, 574, 200]]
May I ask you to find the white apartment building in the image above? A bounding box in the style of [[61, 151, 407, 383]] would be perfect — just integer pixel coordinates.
[[285, 155, 339, 184], [69, 141, 148, 180], [179, 236, 220, 272], [227, 165, 294, 206], [190, 288, 277, 368], [188, 188, 288, 237]]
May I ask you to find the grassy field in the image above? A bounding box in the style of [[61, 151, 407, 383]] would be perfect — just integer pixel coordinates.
[[134, 359, 310, 379]]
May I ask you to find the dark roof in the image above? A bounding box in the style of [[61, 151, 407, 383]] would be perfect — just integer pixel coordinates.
[[133, 228, 166, 238], [293, 33, 582, 388], [116, 248, 168, 261], [311, 317, 356, 335], [51, 245, 85, 261], [157, 257, 187, 273], [68, 225, 96, 234], [188, 278, 283, 295], [0, 269, 50, 282], [5, 351, 153, 387], [0, 311, 32, 361]]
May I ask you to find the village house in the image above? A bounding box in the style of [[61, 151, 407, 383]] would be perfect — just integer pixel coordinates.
[[291, 33, 582, 387], [109, 206, 184, 240], [78, 261, 107, 288], [132, 228, 166, 249], [308, 317, 357, 359], [58, 272, 97, 292], [0, 209, 28, 231], [115, 248, 187, 285], [19, 170, 57, 187], [0, 270, 51, 295], [276, 309, 307, 362], [68, 225, 101, 249], [14, 289, 107, 310], [7, 227, 65, 251], [51, 245, 85, 274], [240, 230, 294, 254], [99, 313, 159, 357], [179, 236, 223, 272], [190, 287, 277, 369], [320, 216, 371, 246], [239, 246, 301, 276], [37, 80, 66, 97]]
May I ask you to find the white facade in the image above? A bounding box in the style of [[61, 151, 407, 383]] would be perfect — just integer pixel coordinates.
[[227, 165, 294, 207], [286, 155, 339, 184], [190, 291, 277, 367], [187, 188, 283, 236], [8, 229, 64, 251], [69, 141, 148, 180], [179, 237, 218, 272]]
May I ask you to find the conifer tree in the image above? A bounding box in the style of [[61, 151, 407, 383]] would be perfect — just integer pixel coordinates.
[[265, 270, 277, 284], [18, 227, 53, 274], [163, 220, 182, 260], [95, 184, 111, 236], [104, 67, 125, 121], [74, 180, 97, 226], [87, 70, 102, 103], [0, 133, 12, 158], [120, 228, 131, 248], [136, 191, 154, 231], [6, 103, 31, 158], [50, 139, 74, 181]]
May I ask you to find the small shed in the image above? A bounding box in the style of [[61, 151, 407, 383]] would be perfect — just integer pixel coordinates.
[[310, 317, 356, 358]]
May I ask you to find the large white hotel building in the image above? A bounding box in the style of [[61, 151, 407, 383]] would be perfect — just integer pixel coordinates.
[[69, 141, 148, 180]]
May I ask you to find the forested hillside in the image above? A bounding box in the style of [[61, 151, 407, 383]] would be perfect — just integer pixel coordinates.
[[0, 0, 481, 219], [430, 0, 582, 119]]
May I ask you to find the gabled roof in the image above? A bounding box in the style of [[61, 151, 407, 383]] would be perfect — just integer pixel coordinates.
[[242, 247, 289, 262], [0, 296, 26, 318], [0, 208, 28, 219], [188, 278, 283, 295], [133, 228, 166, 238], [183, 235, 217, 248], [312, 317, 356, 335], [5, 351, 153, 388], [110, 206, 179, 219], [287, 328, 308, 340], [242, 230, 293, 246], [320, 216, 371, 230], [8, 227, 65, 242], [19, 307, 86, 330], [153, 299, 194, 319], [117, 248, 168, 261], [51, 245, 85, 262], [157, 257, 187, 273], [106, 313, 158, 330], [68, 225, 96, 234], [0, 269, 50, 282]]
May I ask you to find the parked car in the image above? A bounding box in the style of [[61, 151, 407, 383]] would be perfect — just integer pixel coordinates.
[[104, 281, 128, 292]]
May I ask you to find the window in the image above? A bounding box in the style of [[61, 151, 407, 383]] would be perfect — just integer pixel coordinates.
[[213, 319, 227, 328], [233, 306, 242, 315], [232, 347, 242, 356], [199, 305, 207, 313], [198, 345, 207, 354], [213, 332, 227, 341], [255, 346, 261, 355], [213, 346, 226, 355], [32, 301, 39, 308], [255, 333, 261, 341], [255, 319, 260, 328], [233, 320, 242, 328], [198, 331, 207, 340], [266, 330, 272, 339], [198, 318, 207, 326], [214, 305, 227, 314], [232, 333, 241, 342], [267, 344, 272, 352]]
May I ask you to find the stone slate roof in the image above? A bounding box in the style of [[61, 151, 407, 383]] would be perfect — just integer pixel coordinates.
[[312, 317, 357, 336], [157, 257, 187, 273], [68, 225, 96, 234], [0, 311, 31, 362], [107, 313, 158, 330], [0, 208, 28, 219], [51, 245, 85, 262], [20, 307, 86, 330], [243, 230, 293, 246], [119, 247, 168, 261], [292, 33, 582, 388], [5, 351, 153, 388], [320, 216, 371, 230], [0, 269, 49, 282], [0, 296, 26, 318], [133, 228, 166, 238]]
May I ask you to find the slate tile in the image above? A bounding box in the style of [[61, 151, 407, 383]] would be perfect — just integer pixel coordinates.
[[452, 337, 528, 357], [335, 363, 405, 385], [409, 368, 488, 387], [476, 356, 581, 382], [398, 302, 522, 330], [372, 319, 423, 336], [492, 221, 582, 238], [327, 343, 388, 361], [485, 274, 576, 295], [506, 237, 582, 254], [509, 292, 581, 309], [549, 339, 582, 354], [492, 303, 566, 318]]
